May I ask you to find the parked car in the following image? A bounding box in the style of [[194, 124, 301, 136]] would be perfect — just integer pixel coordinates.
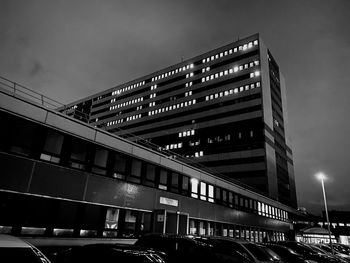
[[135, 233, 254, 263], [276, 241, 341, 263], [264, 243, 317, 263], [307, 244, 349, 263], [331, 244, 350, 257], [316, 243, 350, 260], [191, 236, 283, 262], [51, 243, 166, 263], [0, 234, 51, 263]]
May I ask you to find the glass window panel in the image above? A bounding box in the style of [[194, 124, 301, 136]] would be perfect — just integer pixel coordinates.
[[144, 163, 156, 187], [208, 185, 214, 202], [182, 175, 189, 194], [159, 169, 168, 190], [123, 210, 137, 238], [131, 159, 142, 178], [112, 152, 127, 179], [189, 219, 197, 235], [146, 164, 156, 181], [43, 130, 64, 155], [222, 190, 227, 204], [215, 187, 221, 203], [171, 172, 179, 192], [229, 192, 234, 207], [200, 182, 206, 200], [94, 148, 108, 168], [191, 178, 199, 198], [9, 117, 37, 156], [70, 139, 87, 162], [105, 208, 119, 229]]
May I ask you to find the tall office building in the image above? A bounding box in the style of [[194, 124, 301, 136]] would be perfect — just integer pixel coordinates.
[[62, 33, 297, 207]]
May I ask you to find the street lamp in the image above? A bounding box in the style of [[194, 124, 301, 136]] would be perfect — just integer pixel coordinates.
[[316, 172, 334, 254]]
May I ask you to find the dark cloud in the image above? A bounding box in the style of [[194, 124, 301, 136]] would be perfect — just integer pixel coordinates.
[[0, 0, 349, 215], [29, 60, 44, 77]]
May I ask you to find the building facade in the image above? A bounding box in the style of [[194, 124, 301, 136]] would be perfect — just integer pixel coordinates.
[[61, 34, 297, 208], [0, 78, 296, 241]]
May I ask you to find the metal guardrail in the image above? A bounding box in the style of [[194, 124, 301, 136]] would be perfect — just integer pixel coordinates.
[[0, 75, 265, 195], [0, 76, 63, 109], [0, 75, 90, 121]]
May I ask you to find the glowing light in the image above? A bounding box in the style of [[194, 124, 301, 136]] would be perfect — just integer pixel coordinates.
[[316, 172, 327, 181], [254, 71, 260, 77]]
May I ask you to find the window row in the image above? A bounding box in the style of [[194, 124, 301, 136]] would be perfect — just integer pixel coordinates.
[[201, 60, 259, 83], [110, 96, 144, 110], [106, 118, 124, 127], [202, 40, 259, 64], [205, 81, 261, 102], [179, 129, 195, 138], [165, 143, 183, 150], [258, 202, 288, 221], [186, 72, 194, 78], [202, 66, 210, 73], [125, 113, 142, 122], [0, 192, 151, 238], [148, 99, 196, 116], [151, 63, 194, 82], [189, 218, 285, 243], [185, 81, 193, 87], [112, 80, 146, 96]]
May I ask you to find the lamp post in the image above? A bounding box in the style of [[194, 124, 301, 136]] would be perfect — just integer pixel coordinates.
[[316, 172, 334, 254]]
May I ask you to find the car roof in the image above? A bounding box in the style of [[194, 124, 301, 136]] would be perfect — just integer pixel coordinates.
[[0, 234, 31, 248], [197, 236, 252, 244]]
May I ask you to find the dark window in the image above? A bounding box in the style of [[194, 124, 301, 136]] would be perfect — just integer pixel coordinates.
[[123, 210, 138, 238], [222, 190, 228, 205], [171, 172, 179, 193], [129, 159, 142, 183], [239, 196, 244, 208], [245, 199, 249, 209], [9, 118, 38, 157], [144, 163, 156, 187], [68, 138, 88, 170], [229, 192, 234, 207], [181, 175, 190, 195], [235, 195, 239, 207], [91, 147, 108, 175], [158, 169, 168, 190], [111, 152, 128, 180], [40, 130, 64, 163], [215, 187, 222, 204]]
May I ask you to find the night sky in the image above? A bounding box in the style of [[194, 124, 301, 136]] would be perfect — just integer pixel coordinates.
[[1, 0, 350, 215]]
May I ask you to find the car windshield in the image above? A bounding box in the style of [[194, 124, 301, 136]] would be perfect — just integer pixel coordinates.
[[243, 243, 274, 261], [0, 247, 49, 263]]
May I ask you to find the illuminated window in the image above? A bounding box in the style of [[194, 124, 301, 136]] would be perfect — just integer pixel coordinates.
[[200, 182, 207, 201], [208, 185, 214, 202], [191, 178, 199, 198]]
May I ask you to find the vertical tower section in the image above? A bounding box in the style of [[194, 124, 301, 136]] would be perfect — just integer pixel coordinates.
[[259, 38, 278, 202], [259, 37, 297, 207]]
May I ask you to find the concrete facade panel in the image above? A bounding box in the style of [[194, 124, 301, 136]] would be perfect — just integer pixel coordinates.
[[29, 162, 87, 200], [95, 131, 133, 154], [0, 93, 47, 123], [46, 112, 96, 141]]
